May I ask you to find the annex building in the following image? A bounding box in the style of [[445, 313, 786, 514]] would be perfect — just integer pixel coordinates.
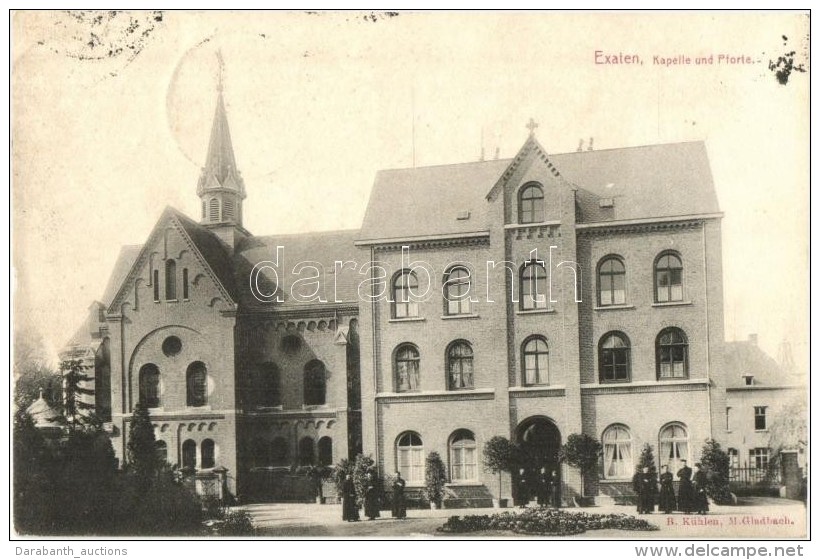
[[63, 86, 730, 505]]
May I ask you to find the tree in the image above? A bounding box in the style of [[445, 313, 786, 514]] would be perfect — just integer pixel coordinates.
[[424, 451, 447, 507], [636, 443, 657, 474], [127, 401, 158, 489], [13, 327, 61, 411], [13, 410, 57, 534], [558, 433, 602, 497], [352, 454, 377, 507], [61, 359, 95, 431], [699, 439, 733, 505], [483, 436, 519, 503], [768, 397, 808, 467]]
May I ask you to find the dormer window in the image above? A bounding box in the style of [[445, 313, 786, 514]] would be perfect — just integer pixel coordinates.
[[518, 182, 545, 224], [743, 374, 754, 386]]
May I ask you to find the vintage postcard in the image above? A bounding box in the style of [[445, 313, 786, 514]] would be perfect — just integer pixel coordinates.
[[10, 10, 809, 545]]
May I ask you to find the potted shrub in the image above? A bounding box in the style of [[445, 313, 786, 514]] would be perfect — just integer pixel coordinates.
[[425, 451, 447, 509], [482, 436, 518, 508], [558, 433, 602, 500], [306, 465, 332, 504]]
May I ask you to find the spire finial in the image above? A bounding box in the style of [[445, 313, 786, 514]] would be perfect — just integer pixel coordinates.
[[526, 117, 539, 137], [38, 388, 44, 399], [216, 49, 225, 93]]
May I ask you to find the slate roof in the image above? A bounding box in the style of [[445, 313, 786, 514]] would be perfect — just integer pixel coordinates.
[[359, 141, 720, 241], [723, 340, 804, 388], [235, 229, 362, 311], [101, 245, 142, 308], [174, 211, 239, 301]]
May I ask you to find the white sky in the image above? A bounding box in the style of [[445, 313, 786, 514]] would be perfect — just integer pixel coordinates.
[[11, 11, 809, 368]]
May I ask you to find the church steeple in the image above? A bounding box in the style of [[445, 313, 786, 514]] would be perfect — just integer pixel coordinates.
[[197, 52, 246, 228]]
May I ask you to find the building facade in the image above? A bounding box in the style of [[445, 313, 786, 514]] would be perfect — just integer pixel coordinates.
[[64, 88, 731, 503]]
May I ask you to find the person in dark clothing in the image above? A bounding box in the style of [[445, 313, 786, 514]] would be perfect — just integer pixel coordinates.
[[513, 468, 529, 507], [693, 463, 709, 515], [548, 469, 561, 508], [658, 464, 677, 514], [676, 459, 695, 514], [536, 467, 549, 506], [633, 466, 657, 514], [364, 471, 381, 520], [391, 471, 407, 519], [341, 474, 360, 522]]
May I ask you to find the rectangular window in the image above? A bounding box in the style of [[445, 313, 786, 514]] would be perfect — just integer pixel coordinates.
[[398, 447, 424, 484], [750, 448, 769, 470], [754, 406, 767, 431], [726, 407, 732, 431], [183, 268, 189, 300]]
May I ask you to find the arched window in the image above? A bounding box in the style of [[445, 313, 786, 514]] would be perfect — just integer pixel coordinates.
[[153, 269, 160, 302], [155, 440, 168, 465], [444, 266, 472, 315], [728, 447, 739, 470], [186, 361, 208, 407], [318, 436, 333, 466], [223, 199, 234, 220], [518, 182, 545, 224], [165, 259, 177, 300], [602, 424, 633, 479], [392, 270, 419, 318], [598, 256, 626, 306], [250, 437, 270, 468], [201, 200, 206, 219], [271, 437, 289, 467], [201, 439, 215, 469], [298, 437, 315, 466], [522, 336, 549, 386], [655, 252, 683, 303], [447, 340, 474, 390], [209, 198, 220, 221], [395, 344, 420, 392], [138, 363, 160, 408], [657, 328, 689, 380], [599, 332, 631, 383], [254, 362, 282, 407], [182, 439, 197, 469], [449, 429, 477, 482], [304, 360, 326, 406], [521, 261, 548, 310], [659, 423, 689, 474], [396, 431, 424, 484], [182, 268, 189, 300]]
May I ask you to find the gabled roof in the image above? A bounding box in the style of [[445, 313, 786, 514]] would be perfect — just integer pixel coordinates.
[[358, 139, 721, 241], [107, 207, 238, 312], [101, 245, 142, 307], [724, 340, 805, 388], [235, 229, 362, 311]]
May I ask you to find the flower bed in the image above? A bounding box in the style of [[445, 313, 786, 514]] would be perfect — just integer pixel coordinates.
[[438, 507, 659, 536]]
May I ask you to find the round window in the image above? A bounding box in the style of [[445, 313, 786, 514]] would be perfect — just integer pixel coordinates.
[[162, 336, 182, 357]]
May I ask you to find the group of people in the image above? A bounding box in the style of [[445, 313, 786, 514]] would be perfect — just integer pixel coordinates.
[[513, 466, 562, 508], [633, 459, 710, 515], [341, 471, 407, 522]]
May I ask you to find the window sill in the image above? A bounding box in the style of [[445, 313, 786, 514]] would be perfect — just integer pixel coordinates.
[[652, 301, 693, 308], [445, 482, 483, 487], [505, 220, 562, 230], [186, 405, 211, 411], [389, 317, 426, 323], [755, 430, 769, 434], [166, 299, 179, 303], [441, 313, 480, 320], [516, 308, 555, 316], [593, 304, 635, 311]]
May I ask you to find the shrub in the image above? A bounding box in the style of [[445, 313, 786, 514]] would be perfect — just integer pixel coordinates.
[[558, 433, 602, 496], [438, 507, 658, 535], [699, 439, 733, 505], [425, 451, 447, 507], [220, 510, 255, 536]]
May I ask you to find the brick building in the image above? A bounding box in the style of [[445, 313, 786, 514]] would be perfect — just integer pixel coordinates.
[[64, 86, 730, 504]]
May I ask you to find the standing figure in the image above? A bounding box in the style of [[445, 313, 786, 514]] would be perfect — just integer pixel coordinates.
[[391, 471, 407, 519], [536, 467, 549, 506], [548, 469, 561, 508], [341, 474, 360, 522], [658, 465, 677, 514], [693, 463, 709, 515], [676, 459, 695, 514], [364, 471, 381, 520], [513, 468, 529, 507], [633, 467, 657, 514]]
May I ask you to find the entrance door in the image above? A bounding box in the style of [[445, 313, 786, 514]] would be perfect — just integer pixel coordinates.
[[514, 417, 561, 504]]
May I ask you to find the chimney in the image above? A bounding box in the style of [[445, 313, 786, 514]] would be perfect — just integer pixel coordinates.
[[748, 333, 758, 346], [576, 139, 584, 152], [587, 137, 594, 151], [494, 147, 500, 160]]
